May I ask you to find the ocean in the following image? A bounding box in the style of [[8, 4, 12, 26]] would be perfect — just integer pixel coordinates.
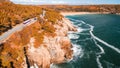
[[51, 14, 120, 68]]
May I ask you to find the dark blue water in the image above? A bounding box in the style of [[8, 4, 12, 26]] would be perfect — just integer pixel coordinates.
[[51, 14, 120, 68]]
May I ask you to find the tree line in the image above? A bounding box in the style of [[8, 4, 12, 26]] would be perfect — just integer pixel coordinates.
[[0, 2, 62, 35], [41, 5, 120, 13]]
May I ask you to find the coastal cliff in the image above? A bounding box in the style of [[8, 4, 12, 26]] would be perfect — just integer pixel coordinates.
[[0, 17, 76, 68]]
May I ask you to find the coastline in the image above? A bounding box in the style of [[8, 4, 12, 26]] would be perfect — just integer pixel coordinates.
[[61, 12, 120, 68], [61, 12, 111, 16]]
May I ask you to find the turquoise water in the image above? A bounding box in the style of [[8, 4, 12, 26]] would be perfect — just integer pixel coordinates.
[[51, 14, 120, 68]]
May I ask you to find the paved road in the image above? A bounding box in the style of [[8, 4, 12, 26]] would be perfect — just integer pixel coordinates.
[[0, 18, 37, 44]]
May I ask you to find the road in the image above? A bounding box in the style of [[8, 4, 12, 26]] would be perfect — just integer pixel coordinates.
[[0, 18, 37, 44]]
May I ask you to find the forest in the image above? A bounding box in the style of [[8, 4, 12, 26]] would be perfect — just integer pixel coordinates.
[[0, 2, 63, 67], [41, 5, 120, 13]]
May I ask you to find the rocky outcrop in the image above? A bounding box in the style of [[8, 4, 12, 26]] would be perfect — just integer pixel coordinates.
[[0, 18, 76, 68], [27, 36, 72, 68], [27, 18, 76, 68]]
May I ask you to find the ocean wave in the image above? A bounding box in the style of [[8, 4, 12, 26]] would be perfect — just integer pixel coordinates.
[[67, 15, 120, 68], [72, 44, 84, 58], [89, 24, 120, 54], [74, 19, 120, 54], [68, 33, 79, 39], [77, 27, 84, 33], [69, 18, 104, 68], [96, 55, 103, 68], [67, 24, 84, 61], [93, 37, 105, 68]]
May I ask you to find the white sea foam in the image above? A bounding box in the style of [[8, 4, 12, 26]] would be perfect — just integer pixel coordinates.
[[68, 17, 120, 68], [83, 20, 104, 68], [96, 55, 103, 68], [77, 27, 84, 33], [95, 42, 105, 54], [68, 34, 79, 39], [69, 27, 88, 34], [93, 38, 104, 68], [80, 20, 86, 24], [92, 35, 105, 54], [74, 19, 120, 54], [72, 44, 84, 58], [68, 37, 84, 59], [80, 19, 120, 68], [88, 24, 120, 54], [69, 18, 86, 24], [70, 19, 120, 68], [69, 18, 81, 22], [67, 25, 84, 60], [82, 20, 120, 68], [77, 23, 82, 26]]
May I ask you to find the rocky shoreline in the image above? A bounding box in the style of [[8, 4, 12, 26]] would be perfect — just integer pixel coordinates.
[[27, 18, 77, 68], [0, 17, 77, 68]]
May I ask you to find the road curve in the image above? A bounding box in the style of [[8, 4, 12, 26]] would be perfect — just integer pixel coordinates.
[[0, 18, 37, 44]]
